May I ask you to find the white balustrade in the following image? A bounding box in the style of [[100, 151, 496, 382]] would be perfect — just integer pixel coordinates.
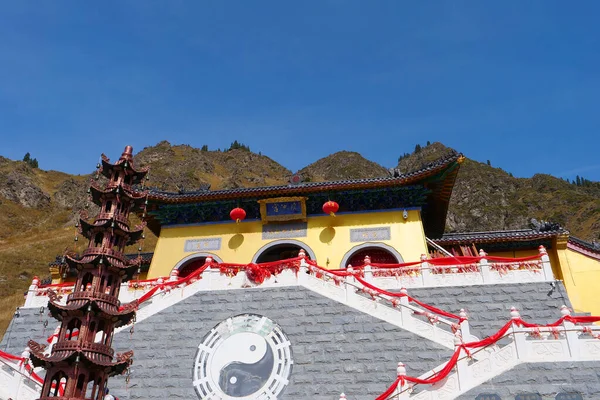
[[0, 358, 42, 400]]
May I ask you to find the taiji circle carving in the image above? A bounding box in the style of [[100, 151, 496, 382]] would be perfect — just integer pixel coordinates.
[[193, 314, 293, 399]]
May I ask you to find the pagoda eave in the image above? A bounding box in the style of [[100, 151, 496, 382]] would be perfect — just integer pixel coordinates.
[[100, 155, 149, 184], [89, 182, 147, 209], [65, 252, 137, 273], [79, 218, 144, 245], [28, 340, 132, 374]]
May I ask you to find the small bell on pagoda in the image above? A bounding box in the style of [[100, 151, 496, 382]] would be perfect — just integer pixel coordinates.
[[323, 200, 339, 217], [230, 207, 246, 223]]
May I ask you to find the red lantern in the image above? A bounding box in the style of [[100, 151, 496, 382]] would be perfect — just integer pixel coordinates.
[[230, 207, 246, 223], [323, 201, 339, 216]]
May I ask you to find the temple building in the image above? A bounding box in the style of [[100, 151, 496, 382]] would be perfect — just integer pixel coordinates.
[[1, 146, 600, 400]]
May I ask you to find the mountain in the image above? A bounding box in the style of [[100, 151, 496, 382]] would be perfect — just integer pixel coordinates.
[[298, 151, 389, 182], [0, 141, 599, 339], [396, 143, 600, 236]]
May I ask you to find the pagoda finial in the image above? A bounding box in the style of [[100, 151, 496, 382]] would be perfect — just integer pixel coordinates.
[[121, 145, 134, 161]]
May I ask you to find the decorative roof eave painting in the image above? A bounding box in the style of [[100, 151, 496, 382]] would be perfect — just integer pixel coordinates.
[[148, 185, 430, 227]]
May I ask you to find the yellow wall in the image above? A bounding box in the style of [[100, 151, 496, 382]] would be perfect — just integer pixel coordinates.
[[487, 248, 561, 279], [556, 247, 600, 316], [147, 210, 428, 278]]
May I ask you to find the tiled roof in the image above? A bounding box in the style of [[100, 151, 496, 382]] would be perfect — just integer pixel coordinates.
[[568, 236, 600, 259], [432, 228, 568, 245], [145, 152, 463, 203]]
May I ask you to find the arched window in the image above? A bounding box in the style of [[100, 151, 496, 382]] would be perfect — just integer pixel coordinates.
[[66, 318, 81, 341], [47, 371, 66, 397], [81, 272, 94, 291], [75, 373, 86, 397], [94, 232, 103, 247], [104, 201, 112, 213], [58, 376, 67, 397], [95, 320, 106, 344], [86, 374, 96, 399]]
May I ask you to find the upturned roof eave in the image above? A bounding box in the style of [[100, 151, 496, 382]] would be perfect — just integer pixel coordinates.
[[143, 153, 464, 205]]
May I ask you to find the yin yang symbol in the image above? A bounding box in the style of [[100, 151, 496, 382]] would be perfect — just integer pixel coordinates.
[[193, 314, 293, 400]]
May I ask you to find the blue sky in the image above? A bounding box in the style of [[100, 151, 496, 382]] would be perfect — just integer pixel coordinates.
[[1, 2, 599, 181]]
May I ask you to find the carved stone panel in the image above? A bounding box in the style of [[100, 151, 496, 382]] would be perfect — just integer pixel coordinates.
[[262, 222, 307, 239], [350, 227, 391, 242], [184, 238, 222, 252]]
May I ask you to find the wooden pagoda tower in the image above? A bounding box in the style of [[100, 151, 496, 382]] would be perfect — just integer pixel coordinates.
[[28, 146, 148, 399]]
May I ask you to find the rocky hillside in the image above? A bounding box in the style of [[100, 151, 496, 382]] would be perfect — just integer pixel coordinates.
[[135, 141, 291, 191], [298, 151, 389, 182], [0, 141, 599, 339], [396, 143, 600, 236]]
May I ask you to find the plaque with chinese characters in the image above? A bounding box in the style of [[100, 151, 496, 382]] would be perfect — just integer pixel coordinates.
[[258, 197, 307, 223]]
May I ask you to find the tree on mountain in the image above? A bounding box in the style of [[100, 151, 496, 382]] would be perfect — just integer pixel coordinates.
[[23, 152, 39, 168], [487, 160, 491, 166], [397, 152, 410, 163], [414, 144, 422, 153], [201, 145, 208, 152], [228, 140, 251, 152], [426, 141, 431, 146]]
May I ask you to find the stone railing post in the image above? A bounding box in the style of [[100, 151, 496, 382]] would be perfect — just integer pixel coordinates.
[[560, 305, 579, 359], [399, 287, 411, 326], [479, 249, 491, 283], [20, 347, 30, 374], [395, 362, 411, 398], [510, 307, 527, 359], [363, 255, 373, 283], [24, 276, 40, 307], [453, 331, 471, 392], [169, 269, 179, 282], [538, 245, 554, 281], [339, 393, 347, 400], [459, 309, 471, 339], [420, 254, 431, 286], [345, 265, 356, 303]]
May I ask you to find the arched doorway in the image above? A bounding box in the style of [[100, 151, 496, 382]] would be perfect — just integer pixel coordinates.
[[340, 243, 403, 268], [252, 240, 315, 264], [173, 253, 223, 278]]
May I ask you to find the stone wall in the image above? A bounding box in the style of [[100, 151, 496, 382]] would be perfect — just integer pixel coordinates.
[[410, 282, 572, 338], [457, 361, 600, 399], [2, 281, 599, 400]]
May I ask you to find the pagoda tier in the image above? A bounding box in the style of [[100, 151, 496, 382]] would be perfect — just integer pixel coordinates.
[[64, 253, 144, 282], [31, 146, 146, 400], [28, 340, 132, 377], [89, 181, 148, 209], [99, 145, 149, 185], [46, 289, 137, 327], [78, 215, 145, 247]]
